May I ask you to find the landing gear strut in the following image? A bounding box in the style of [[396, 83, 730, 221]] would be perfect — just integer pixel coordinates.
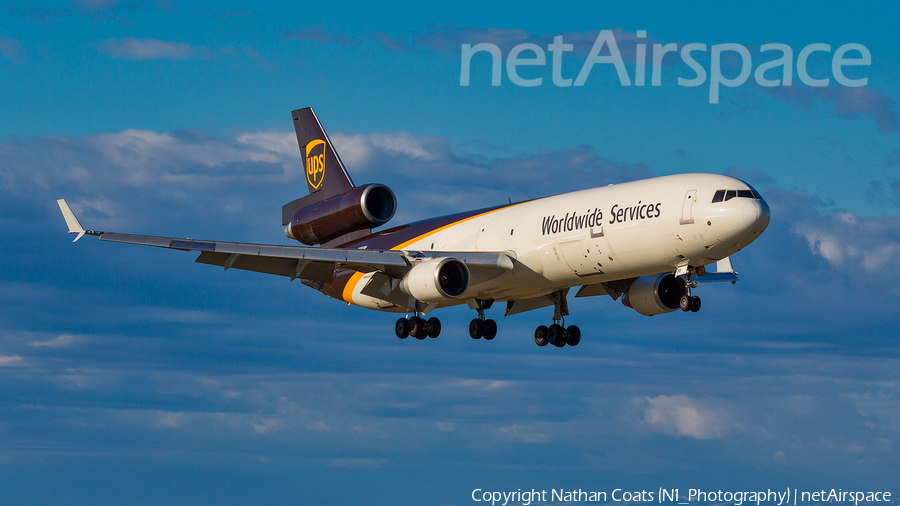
[[534, 289, 580, 348], [395, 302, 441, 340], [679, 268, 702, 313], [469, 299, 497, 340]]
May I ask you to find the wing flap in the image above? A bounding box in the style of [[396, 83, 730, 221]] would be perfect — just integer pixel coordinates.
[[98, 232, 409, 274], [195, 252, 337, 282], [504, 294, 555, 317], [94, 231, 517, 285]]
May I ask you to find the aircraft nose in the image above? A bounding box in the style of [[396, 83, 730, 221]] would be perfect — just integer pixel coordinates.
[[742, 197, 770, 233]]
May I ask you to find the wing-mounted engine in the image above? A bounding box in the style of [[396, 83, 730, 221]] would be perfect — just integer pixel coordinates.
[[399, 257, 470, 302], [284, 183, 397, 245], [621, 273, 686, 316]]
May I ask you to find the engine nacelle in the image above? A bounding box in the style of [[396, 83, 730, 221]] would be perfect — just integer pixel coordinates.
[[285, 183, 397, 245], [621, 273, 686, 316], [399, 258, 470, 302]]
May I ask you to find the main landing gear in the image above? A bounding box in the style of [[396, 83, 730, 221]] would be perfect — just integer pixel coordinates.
[[395, 312, 441, 340], [533, 290, 580, 348], [469, 299, 497, 340]]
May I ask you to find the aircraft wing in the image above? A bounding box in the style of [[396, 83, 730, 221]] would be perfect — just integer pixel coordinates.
[[695, 256, 739, 283], [57, 200, 514, 285]]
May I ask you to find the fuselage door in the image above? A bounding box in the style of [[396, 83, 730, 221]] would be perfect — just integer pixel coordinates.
[[680, 189, 697, 225]]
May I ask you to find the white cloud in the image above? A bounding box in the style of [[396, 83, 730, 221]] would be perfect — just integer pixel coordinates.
[[768, 86, 899, 133], [96, 39, 274, 68], [99, 38, 193, 61], [91, 129, 284, 172], [795, 212, 900, 272], [327, 133, 376, 168], [56, 368, 111, 389], [367, 132, 437, 160], [498, 424, 548, 443], [250, 417, 284, 434], [456, 379, 512, 391], [0, 355, 23, 366], [329, 132, 437, 170], [845, 390, 900, 431], [28, 334, 80, 348], [236, 132, 298, 159], [642, 395, 731, 440], [0, 126, 651, 236], [156, 411, 189, 428]]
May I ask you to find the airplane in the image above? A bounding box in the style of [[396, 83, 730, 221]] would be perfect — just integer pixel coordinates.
[[58, 107, 770, 348]]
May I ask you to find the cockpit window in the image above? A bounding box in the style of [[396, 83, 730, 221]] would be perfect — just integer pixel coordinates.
[[712, 188, 763, 202]]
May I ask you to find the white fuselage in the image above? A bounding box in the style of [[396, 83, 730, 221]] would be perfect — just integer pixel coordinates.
[[346, 173, 770, 310]]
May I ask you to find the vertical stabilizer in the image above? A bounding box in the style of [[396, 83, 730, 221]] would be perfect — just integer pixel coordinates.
[[292, 107, 354, 199]]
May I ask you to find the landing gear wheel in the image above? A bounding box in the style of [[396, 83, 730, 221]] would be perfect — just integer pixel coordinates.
[[565, 325, 581, 346], [409, 316, 427, 340], [680, 294, 691, 312], [690, 296, 701, 312], [395, 318, 409, 339], [469, 318, 484, 339], [427, 317, 441, 338], [483, 319, 497, 340], [548, 324, 566, 347], [534, 325, 549, 347]]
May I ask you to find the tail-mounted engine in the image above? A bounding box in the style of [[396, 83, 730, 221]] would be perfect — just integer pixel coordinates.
[[284, 184, 397, 245], [621, 273, 686, 316]]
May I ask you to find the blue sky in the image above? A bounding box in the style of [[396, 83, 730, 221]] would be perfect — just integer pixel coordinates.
[[2, 1, 900, 505]]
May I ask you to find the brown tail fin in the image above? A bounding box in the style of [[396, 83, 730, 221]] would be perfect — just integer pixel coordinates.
[[282, 107, 356, 225]]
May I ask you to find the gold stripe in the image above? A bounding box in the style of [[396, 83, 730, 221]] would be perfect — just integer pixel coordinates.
[[390, 203, 526, 251], [342, 271, 365, 304], [341, 201, 532, 305]]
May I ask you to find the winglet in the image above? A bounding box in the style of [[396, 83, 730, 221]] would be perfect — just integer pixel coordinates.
[[57, 199, 87, 242]]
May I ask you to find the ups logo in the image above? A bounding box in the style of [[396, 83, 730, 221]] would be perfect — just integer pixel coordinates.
[[305, 139, 326, 190]]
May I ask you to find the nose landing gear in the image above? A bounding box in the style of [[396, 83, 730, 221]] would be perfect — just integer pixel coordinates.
[[679, 268, 701, 312], [679, 294, 701, 312]]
